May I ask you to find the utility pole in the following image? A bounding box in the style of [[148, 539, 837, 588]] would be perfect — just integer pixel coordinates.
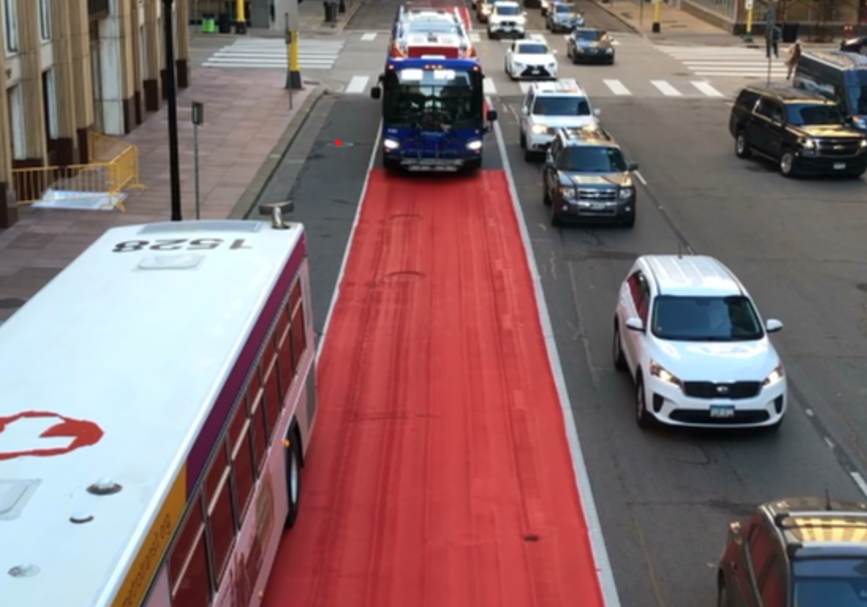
[[162, 0, 182, 221]]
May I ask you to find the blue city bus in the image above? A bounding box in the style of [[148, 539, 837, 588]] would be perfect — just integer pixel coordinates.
[[370, 57, 498, 172], [794, 51, 867, 131]]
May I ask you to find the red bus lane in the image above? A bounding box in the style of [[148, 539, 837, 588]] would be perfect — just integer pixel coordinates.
[[262, 170, 606, 607]]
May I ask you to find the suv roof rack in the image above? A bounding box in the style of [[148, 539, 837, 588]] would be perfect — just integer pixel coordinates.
[[773, 510, 867, 528]]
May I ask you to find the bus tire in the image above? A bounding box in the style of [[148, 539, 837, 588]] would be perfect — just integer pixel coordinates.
[[285, 425, 303, 529], [464, 158, 482, 172]]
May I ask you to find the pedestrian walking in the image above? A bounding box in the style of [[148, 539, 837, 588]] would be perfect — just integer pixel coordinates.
[[786, 39, 802, 80]]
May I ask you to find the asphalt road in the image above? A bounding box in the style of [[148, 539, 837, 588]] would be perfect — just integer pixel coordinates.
[[270, 2, 867, 606], [492, 92, 867, 606]]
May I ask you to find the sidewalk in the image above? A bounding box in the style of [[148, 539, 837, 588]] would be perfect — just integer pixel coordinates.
[[0, 69, 322, 322], [238, 0, 364, 37], [593, 0, 842, 48]]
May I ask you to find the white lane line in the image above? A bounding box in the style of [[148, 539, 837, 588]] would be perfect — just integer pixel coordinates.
[[490, 93, 623, 607], [651, 80, 683, 97], [603, 79, 632, 96], [483, 77, 498, 95], [470, 32, 481, 42], [361, 32, 378, 41], [317, 123, 382, 361], [634, 170, 648, 186], [851, 472, 867, 499], [344, 76, 370, 94], [691, 81, 724, 97]]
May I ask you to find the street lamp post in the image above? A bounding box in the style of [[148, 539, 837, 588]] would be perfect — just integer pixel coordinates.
[[162, 0, 183, 221]]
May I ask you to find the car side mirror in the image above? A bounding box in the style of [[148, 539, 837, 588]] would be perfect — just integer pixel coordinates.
[[486, 109, 498, 122], [627, 161, 639, 171], [370, 86, 382, 100], [593, 108, 601, 117], [523, 11, 528, 15], [765, 319, 783, 333], [553, 49, 559, 54], [625, 317, 644, 332], [521, 106, 529, 116]]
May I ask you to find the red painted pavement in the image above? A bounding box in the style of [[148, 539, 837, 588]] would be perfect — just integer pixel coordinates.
[[263, 170, 604, 607]]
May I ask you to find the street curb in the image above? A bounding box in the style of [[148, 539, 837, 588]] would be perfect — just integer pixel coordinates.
[[228, 86, 327, 220], [300, 0, 364, 35], [590, 0, 642, 36]]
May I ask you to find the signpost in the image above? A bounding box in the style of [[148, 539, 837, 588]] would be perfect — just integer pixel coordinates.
[[743, 0, 754, 42], [765, 3, 777, 85], [192, 102, 204, 220]]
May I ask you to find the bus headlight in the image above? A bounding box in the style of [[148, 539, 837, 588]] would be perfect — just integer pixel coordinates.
[[383, 138, 400, 150], [466, 140, 483, 151]]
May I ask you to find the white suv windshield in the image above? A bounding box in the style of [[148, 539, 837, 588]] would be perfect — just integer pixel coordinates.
[[532, 96, 590, 116], [517, 43, 548, 54], [496, 5, 520, 15], [651, 295, 764, 341]]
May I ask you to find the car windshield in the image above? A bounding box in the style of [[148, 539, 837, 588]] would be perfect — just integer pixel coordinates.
[[574, 30, 601, 41], [532, 96, 590, 116], [793, 558, 867, 607], [786, 102, 845, 125], [557, 146, 627, 172], [496, 5, 520, 15], [517, 43, 548, 54], [555, 4, 573, 13], [651, 295, 764, 341]]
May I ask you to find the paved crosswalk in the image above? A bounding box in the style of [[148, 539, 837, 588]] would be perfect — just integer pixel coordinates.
[[657, 44, 789, 79], [336, 73, 727, 99], [351, 30, 630, 45], [202, 38, 344, 70]]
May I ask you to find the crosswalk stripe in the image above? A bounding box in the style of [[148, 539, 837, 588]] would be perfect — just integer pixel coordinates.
[[202, 38, 343, 70], [484, 78, 498, 94], [361, 33, 377, 41], [470, 32, 481, 42], [691, 81, 724, 97], [651, 80, 683, 97], [345, 75, 370, 94], [603, 79, 631, 96]]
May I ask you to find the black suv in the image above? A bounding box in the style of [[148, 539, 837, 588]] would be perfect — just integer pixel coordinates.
[[542, 125, 638, 228], [729, 85, 867, 178], [718, 496, 867, 607]]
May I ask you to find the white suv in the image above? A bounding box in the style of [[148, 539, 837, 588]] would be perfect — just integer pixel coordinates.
[[487, 1, 526, 39], [519, 79, 601, 161], [613, 254, 787, 430]]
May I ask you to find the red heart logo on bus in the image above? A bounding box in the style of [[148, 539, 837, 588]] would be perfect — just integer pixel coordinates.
[[0, 411, 104, 461]]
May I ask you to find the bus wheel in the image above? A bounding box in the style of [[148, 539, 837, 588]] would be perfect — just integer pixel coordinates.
[[464, 158, 482, 172], [285, 426, 303, 529]]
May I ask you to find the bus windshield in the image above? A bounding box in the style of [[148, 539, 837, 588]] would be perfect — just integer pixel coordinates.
[[383, 67, 481, 128], [846, 73, 867, 114]]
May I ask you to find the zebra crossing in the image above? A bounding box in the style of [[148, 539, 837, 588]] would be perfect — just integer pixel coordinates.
[[202, 38, 345, 70], [657, 44, 789, 79], [337, 73, 726, 99]]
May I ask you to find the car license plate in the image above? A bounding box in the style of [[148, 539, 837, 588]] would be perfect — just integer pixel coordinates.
[[834, 162, 846, 170], [709, 405, 735, 419], [590, 203, 607, 211]]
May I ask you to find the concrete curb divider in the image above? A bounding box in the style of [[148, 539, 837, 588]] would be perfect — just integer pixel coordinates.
[[229, 85, 327, 219]]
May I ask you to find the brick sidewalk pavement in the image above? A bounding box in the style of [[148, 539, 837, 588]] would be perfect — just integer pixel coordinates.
[[0, 70, 321, 322]]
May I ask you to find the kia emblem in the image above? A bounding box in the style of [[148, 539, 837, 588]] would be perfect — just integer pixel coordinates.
[[716, 385, 729, 394]]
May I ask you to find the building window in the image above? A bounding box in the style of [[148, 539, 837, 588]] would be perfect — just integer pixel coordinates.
[[3, 0, 19, 54], [39, 0, 51, 41], [7, 85, 25, 160], [42, 68, 59, 143]]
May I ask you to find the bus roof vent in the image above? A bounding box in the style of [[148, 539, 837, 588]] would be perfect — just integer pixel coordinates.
[[0, 479, 41, 521], [137, 220, 262, 235], [137, 255, 205, 271]]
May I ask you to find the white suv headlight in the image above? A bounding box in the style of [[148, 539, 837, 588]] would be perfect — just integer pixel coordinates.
[[650, 360, 682, 388], [763, 363, 785, 387]]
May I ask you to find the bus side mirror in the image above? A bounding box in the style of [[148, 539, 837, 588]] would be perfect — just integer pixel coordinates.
[[486, 110, 498, 122], [370, 86, 382, 100]]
